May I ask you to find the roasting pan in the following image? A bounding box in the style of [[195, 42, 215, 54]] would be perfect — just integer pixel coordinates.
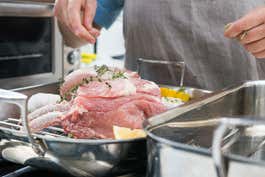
[[144, 80, 265, 177], [0, 82, 210, 177]]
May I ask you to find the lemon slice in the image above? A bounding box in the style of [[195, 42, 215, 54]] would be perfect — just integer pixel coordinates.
[[113, 126, 146, 140], [160, 87, 190, 102]]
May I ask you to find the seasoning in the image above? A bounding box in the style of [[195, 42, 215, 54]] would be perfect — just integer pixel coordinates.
[[96, 65, 110, 76], [105, 82, 112, 88], [112, 71, 127, 79], [68, 133, 74, 138]]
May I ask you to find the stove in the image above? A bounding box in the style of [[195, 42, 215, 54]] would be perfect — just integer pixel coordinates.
[[1, 158, 73, 177], [1, 157, 145, 177]]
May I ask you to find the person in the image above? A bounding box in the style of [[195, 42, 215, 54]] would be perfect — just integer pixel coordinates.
[[54, 0, 265, 91]]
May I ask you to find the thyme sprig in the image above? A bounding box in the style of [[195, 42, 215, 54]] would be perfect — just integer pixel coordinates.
[[178, 87, 186, 92], [61, 65, 128, 101], [62, 78, 91, 101], [105, 82, 112, 88], [112, 71, 127, 79], [95, 65, 110, 76]]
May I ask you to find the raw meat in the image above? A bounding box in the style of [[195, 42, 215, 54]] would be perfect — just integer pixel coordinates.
[[27, 93, 61, 113], [60, 68, 97, 97], [29, 112, 63, 132], [28, 66, 166, 139], [77, 78, 136, 98], [129, 78, 161, 96], [28, 102, 70, 121]]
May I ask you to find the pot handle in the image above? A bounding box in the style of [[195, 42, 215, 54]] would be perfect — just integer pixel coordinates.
[[0, 89, 45, 156], [212, 118, 265, 177], [137, 58, 185, 87]]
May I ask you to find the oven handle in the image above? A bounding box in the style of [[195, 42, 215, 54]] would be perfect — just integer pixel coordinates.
[[0, 89, 45, 156], [212, 117, 265, 177], [0, 1, 53, 17]]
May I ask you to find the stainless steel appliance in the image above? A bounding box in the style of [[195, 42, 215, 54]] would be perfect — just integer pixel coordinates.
[[64, 46, 81, 76], [0, 83, 210, 177], [0, 1, 63, 89], [144, 80, 265, 177]]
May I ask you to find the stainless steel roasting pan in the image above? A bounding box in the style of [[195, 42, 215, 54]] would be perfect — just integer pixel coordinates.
[[0, 82, 210, 177], [144, 80, 265, 177]]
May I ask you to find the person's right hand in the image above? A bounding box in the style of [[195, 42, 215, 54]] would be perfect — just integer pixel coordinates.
[[54, 0, 100, 44]]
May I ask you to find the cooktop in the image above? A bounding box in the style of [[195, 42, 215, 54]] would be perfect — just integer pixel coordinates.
[[1, 158, 145, 177]]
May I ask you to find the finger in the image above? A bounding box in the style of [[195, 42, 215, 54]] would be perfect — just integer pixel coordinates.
[[239, 23, 265, 44], [91, 22, 102, 37], [244, 38, 265, 54], [54, 0, 70, 27], [253, 49, 265, 59], [83, 0, 100, 37], [68, 0, 96, 43], [54, 0, 62, 17], [225, 7, 265, 38], [83, 0, 96, 29], [54, 0, 65, 21], [90, 28, 100, 37], [63, 1, 71, 28]]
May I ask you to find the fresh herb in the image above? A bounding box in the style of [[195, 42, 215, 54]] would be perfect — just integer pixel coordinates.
[[90, 76, 93, 81], [62, 78, 91, 101], [56, 95, 65, 104], [82, 78, 89, 84], [178, 87, 186, 92], [96, 65, 110, 76], [68, 133, 74, 138], [68, 85, 79, 99], [112, 71, 127, 79], [61, 65, 127, 101], [105, 82, 112, 88], [70, 85, 79, 93]]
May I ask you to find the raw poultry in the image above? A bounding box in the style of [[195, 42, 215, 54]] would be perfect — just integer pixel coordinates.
[[28, 65, 167, 139]]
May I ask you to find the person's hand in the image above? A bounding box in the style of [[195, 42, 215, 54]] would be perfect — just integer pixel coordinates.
[[54, 0, 100, 44], [224, 7, 265, 58]]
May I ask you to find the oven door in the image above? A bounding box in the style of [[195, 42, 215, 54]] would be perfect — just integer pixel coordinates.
[[0, 1, 63, 89]]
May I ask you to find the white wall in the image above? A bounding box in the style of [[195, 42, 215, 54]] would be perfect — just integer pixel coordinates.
[[97, 12, 125, 58]]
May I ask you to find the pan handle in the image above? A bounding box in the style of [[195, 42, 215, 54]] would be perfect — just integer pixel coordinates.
[[137, 58, 185, 87], [212, 118, 265, 177], [0, 89, 45, 156]]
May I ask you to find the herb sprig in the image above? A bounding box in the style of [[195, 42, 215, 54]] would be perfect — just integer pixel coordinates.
[[95, 65, 110, 76], [112, 71, 127, 79], [61, 65, 128, 101]]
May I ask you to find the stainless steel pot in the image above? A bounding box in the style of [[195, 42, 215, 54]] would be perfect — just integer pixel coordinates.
[[0, 83, 147, 177], [144, 80, 265, 177], [0, 82, 210, 177]]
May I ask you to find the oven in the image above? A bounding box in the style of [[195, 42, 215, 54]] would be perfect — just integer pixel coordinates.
[[0, 0, 63, 89]]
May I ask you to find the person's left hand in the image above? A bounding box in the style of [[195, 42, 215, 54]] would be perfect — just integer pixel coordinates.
[[225, 7, 265, 58]]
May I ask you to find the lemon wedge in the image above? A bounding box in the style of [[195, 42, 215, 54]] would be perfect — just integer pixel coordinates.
[[113, 126, 146, 140], [160, 87, 190, 102]]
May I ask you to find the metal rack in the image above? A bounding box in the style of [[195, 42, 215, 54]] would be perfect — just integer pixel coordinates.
[[0, 118, 67, 138]]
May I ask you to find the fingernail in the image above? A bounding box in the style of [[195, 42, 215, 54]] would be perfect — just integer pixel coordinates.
[[239, 31, 248, 40], [224, 23, 232, 31]]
